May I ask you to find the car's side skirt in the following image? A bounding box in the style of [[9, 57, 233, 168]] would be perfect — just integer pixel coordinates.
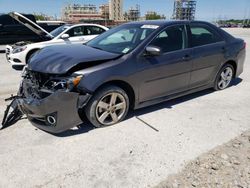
[[135, 83, 214, 110]]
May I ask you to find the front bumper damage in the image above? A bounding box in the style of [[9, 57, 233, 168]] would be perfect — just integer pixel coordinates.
[[2, 91, 91, 134]]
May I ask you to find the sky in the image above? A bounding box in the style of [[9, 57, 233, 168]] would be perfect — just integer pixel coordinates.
[[0, 0, 250, 21]]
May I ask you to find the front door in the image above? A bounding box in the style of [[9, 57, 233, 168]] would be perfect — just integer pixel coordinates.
[[137, 25, 193, 102]]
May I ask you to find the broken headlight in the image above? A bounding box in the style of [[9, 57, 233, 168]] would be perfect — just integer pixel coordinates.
[[47, 75, 83, 91], [66, 75, 83, 90]]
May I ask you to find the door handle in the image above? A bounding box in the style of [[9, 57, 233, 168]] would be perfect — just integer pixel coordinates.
[[183, 54, 192, 61]]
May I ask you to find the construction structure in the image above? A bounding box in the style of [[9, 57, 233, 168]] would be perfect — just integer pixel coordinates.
[[172, 0, 196, 20], [109, 0, 124, 21], [124, 5, 140, 21]]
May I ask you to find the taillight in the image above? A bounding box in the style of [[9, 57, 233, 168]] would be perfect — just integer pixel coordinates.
[[243, 42, 246, 49]]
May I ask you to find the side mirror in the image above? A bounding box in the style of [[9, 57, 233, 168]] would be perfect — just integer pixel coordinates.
[[145, 46, 161, 56], [61, 33, 69, 39]]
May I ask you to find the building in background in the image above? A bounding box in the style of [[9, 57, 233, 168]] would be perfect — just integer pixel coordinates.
[[109, 0, 124, 21], [62, 4, 103, 23], [99, 4, 110, 20], [124, 5, 140, 21], [172, 0, 196, 20]]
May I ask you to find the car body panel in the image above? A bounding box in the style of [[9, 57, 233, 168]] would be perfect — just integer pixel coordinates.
[[28, 44, 121, 74], [17, 91, 84, 133], [189, 41, 226, 88], [136, 48, 193, 102]]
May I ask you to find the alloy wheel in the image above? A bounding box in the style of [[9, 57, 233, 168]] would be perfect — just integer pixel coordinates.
[[95, 92, 127, 126], [217, 67, 233, 90]]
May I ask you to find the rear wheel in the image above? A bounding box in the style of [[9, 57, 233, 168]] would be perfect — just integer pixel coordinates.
[[85, 85, 129, 128], [214, 64, 234, 91]]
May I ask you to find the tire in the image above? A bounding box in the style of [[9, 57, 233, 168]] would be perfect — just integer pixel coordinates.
[[85, 85, 130, 128], [214, 64, 235, 91]]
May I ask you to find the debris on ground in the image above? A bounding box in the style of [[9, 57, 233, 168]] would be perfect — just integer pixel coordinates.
[[155, 131, 250, 188]]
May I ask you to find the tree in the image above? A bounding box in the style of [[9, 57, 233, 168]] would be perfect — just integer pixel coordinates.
[[33, 13, 47, 21], [146, 12, 165, 20]]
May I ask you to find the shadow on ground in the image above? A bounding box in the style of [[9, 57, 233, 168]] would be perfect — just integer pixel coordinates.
[[55, 78, 242, 137]]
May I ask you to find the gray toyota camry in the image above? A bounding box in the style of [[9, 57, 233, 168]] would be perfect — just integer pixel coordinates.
[[2, 20, 246, 133]]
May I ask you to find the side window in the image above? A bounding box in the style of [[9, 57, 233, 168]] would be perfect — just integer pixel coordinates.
[[150, 25, 186, 53], [67, 26, 85, 37], [85, 26, 105, 35], [140, 29, 153, 40], [190, 25, 223, 47]]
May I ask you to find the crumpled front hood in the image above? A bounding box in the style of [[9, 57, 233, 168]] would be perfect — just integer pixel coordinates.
[[28, 44, 120, 74]]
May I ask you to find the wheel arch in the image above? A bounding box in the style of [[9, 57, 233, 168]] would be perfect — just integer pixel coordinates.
[[223, 60, 237, 78], [25, 48, 40, 63], [94, 80, 136, 109]]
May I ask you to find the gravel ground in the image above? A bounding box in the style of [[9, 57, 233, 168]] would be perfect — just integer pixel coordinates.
[[0, 28, 249, 188], [155, 131, 250, 188]]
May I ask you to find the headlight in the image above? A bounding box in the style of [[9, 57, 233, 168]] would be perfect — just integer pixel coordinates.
[[66, 75, 83, 90], [48, 75, 83, 91], [12, 46, 27, 54]]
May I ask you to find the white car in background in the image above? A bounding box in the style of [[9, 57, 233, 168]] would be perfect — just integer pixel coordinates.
[[6, 12, 109, 70]]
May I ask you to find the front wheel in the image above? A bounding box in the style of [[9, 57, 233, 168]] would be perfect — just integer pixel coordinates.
[[85, 85, 129, 128], [214, 64, 235, 91]]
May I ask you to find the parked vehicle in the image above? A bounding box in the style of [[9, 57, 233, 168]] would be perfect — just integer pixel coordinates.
[[0, 12, 64, 44], [5, 12, 109, 70], [1, 21, 246, 133], [243, 24, 250, 28]]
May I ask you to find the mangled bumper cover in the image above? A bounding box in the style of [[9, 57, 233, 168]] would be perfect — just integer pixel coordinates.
[[17, 91, 88, 133]]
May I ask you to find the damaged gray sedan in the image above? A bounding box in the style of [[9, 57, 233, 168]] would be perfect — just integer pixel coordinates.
[[1, 21, 246, 133]]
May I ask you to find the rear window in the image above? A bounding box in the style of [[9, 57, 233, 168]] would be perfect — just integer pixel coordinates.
[[190, 25, 223, 47]]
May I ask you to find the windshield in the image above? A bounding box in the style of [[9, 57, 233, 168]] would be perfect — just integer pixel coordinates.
[[49, 25, 71, 37], [87, 24, 158, 54]]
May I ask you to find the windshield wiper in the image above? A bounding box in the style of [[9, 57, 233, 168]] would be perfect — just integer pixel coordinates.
[[90, 46, 103, 51], [87, 45, 123, 55]]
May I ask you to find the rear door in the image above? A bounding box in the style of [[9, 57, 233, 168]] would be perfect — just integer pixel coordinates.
[[188, 23, 226, 88]]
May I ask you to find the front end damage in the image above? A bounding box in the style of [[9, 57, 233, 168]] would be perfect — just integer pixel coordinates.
[[1, 68, 91, 133]]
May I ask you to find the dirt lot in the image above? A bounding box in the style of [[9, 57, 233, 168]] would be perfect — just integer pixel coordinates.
[[155, 131, 250, 188], [0, 28, 249, 188]]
